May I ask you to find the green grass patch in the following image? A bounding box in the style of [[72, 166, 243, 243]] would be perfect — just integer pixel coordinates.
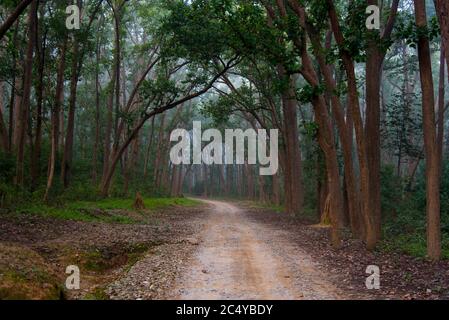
[[260, 203, 285, 213], [69, 197, 200, 211], [243, 201, 285, 213], [16, 203, 134, 224], [143, 197, 200, 208], [15, 197, 200, 223], [380, 233, 449, 260]]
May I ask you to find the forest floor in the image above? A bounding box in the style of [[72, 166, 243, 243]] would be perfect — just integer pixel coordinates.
[[0, 198, 208, 299], [1, 198, 448, 300]]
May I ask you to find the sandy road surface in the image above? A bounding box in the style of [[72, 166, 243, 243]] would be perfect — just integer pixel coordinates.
[[168, 200, 344, 300]]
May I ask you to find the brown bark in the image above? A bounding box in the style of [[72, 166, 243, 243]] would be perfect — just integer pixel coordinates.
[[279, 72, 304, 215], [132, 192, 145, 210], [171, 164, 183, 197], [270, 1, 341, 244], [245, 162, 254, 199], [414, 0, 441, 261], [101, 4, 120, 185], [0, 0, 33, 40], [124, 129, 140, 194], [326, 0, 376, 249], [293, 5, 362, 236], [153, 114, 166, 189], [365, 0, 399, 245], [61, 36, 80, 188], [92, 37, 101, 184], [272, 172, 280, 205], [114, 54, 159, 155], [44, 38, 67, 201], [8, 22, 20, 152], [143, 111, 156, 178], [15, 0, 37, 186], [12, 76, 22, 149], [30, 12, 45, 189], [300, 48, 343, 247], [170, 165, 178, 197], [437, 45, 446, 175], [0, 82, 9, 151], [113, 9, 122, 145], [434, 1, 449, 70]]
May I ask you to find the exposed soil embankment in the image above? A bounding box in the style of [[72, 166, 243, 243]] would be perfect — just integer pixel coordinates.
[[0, 204, 207, 300]]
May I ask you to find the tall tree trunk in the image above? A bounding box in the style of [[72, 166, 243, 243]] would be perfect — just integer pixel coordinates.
[[0, 82, 9, 151], [92, 37, 101, 184], [245, 162, 254, 199], [171, 165, 183, 197], [364, 0, 399, 245], [31, 13, 45, 189], [434, 1, 449, 70], [126, 130, 140, 188], [365, 45, 382, 244], [272, 172, 280, 205], [153, 114, 166, 189], [327, 0, 375, 249], [414, 0, 441, 261], [143, 116, 156, 177], [44, 38, 67, 201], [101, 4, 120, 187], [279, 71, 304, 215], [61, 36, 80, 188], [112, 6, 122, 146], [437, 44, 446, 175], [0, 0, 34, 40], [303, 21, 362, 237], [8, 22, 20, 153], [15, 0, 37, 186]]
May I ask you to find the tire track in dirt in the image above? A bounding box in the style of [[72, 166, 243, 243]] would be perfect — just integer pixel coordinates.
[[168, 199, 344, 300]]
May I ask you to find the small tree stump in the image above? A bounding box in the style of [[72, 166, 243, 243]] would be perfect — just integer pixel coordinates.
[[132, 192, 146, 210]]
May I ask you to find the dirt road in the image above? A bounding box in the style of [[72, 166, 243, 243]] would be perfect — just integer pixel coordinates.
[[168, 200, 343, 300]]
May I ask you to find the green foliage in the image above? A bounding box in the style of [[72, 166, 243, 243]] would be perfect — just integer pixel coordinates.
[[160, 0, 236, 62], [297, 84, 325, 104], [300, 121, 319, 139], [394, 11, 440, 48], [14, 197, 200, 223], [381, 92, 423, 161], [414, 162, 449, 234], [381, 163, 449, 259], [381, 233, 449, 259], [83, 287, 110, 300], [0, 152, 15, 182]]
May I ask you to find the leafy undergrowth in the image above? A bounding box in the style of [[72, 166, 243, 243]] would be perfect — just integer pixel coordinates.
[[13, 197, 200, 224], [242, 199, 449, 261], [241, 200, 319, 223], [380, 233, 449, 260]]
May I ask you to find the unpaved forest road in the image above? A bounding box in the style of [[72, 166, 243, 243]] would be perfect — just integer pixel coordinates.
[[168, 200, 343, 300]]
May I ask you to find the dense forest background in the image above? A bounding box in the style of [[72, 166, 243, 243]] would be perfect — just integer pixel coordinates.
[[1, 0, 449, 261]]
